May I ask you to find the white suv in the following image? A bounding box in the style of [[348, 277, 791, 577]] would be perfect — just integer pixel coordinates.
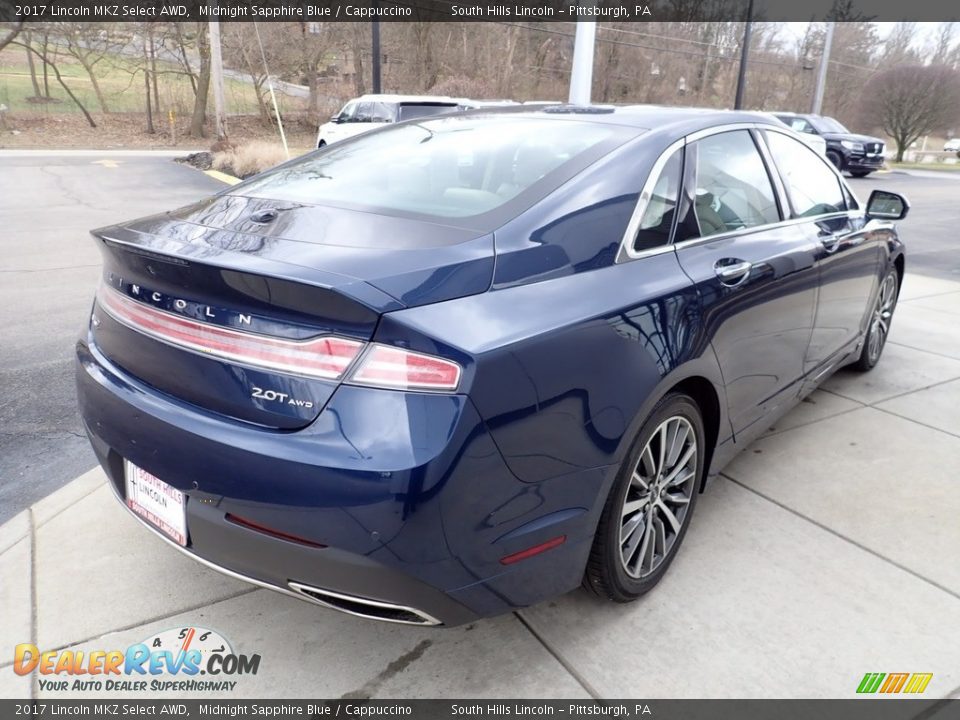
[[316, 95, 461, 148]]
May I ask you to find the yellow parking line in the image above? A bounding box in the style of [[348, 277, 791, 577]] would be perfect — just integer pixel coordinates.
[[204, 169, 242, 185]]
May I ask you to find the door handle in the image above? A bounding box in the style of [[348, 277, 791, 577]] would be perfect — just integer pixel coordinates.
[[820, 233, 841, 252], [714, 259, 752, 287]]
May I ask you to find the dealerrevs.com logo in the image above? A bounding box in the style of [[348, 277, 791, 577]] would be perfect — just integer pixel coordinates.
[[13, 626, 261, 693]]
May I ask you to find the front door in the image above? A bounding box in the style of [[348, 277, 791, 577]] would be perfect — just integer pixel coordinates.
[[761, 129, 882, 375]]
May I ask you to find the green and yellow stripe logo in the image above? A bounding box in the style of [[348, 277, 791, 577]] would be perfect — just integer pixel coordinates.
[[857, 672, 933, 694]]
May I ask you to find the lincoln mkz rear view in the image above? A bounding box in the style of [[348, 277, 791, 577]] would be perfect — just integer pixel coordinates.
[[76, 106, 908, 626]]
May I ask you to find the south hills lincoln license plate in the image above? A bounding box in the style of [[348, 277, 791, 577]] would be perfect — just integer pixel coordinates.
[[124, 460, 187, 546]]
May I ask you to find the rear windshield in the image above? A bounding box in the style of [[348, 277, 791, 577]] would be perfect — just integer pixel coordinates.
[[397, 103, 460, 121], [240, 116, 633, 222]]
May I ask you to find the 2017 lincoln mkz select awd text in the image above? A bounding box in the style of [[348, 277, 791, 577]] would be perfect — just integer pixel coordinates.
[[76, 106, 908, 626]]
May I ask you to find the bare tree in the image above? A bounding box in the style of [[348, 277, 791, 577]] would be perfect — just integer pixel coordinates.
[[57, 22, 123, 113], [930, 23, 957, 67], [189, 23, 211, 138], [880, 22, 921, 66], [859, 64, 960, 161], [22, 30, 44, 98], [223, 24, 272, 123], [0, 20, 23, 53], [142, 24, 155, 133], [12, 39, 97, 127], [292, 22, 333, 121]]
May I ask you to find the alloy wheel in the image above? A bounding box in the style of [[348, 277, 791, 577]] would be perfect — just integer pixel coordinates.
[[619, 416, 697, 579], [867, 273, 897, 363]]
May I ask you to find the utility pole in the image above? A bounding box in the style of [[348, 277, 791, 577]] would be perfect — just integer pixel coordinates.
[[208, 18, 228, 141], [569, 13, 597, 105], [811, 21, 835, 115], [733, 0, 754, 110], [371, 20, 382, 94]]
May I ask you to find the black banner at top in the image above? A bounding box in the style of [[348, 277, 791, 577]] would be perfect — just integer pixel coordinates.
[[1, 0, 958, 22], [0, 700, 957, 719]]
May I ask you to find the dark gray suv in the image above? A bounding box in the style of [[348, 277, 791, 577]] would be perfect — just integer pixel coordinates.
[[773, 112, 885, 177]]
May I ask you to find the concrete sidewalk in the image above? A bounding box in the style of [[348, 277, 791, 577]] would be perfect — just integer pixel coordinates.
[[2, 273, 959, 700]]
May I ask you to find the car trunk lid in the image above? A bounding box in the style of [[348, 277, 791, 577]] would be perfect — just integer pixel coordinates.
[[89, 195, 493, 429]]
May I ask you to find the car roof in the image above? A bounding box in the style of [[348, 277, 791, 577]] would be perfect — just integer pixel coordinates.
[[458, 103, 787, 137]]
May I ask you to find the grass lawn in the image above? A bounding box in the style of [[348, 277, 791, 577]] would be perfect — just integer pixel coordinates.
[[0, 48, 295, 118]]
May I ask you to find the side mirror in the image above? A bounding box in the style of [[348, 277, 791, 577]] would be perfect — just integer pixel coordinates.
[[331, 114, 342, 124], [866, 189, 909, 220]]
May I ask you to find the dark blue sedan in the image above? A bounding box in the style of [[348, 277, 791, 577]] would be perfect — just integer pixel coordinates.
[[76, 106, 908, 626]]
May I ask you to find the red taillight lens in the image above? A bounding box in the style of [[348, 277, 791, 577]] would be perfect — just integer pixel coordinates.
[[97, 286, 363, 380], [499, 536, 567, 565], [349, 344, 462, 392]]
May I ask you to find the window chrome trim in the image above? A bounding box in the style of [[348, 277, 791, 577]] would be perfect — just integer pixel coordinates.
[[758, 124, 862, 211], [615, 137, 686, 263], [615, 121, 862, 264], [669, 213, 849, 253], [683, 122, 760, 144], [751, 128, 791, 222]]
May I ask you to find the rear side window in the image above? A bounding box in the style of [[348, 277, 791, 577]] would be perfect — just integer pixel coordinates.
[[633, 149, 682, 252], [242, 116, 631, 221], [682, 130, 780, 240], [765, 131, 846, 217], [355, 102, 393, 123], [779, 116, 816, 135]]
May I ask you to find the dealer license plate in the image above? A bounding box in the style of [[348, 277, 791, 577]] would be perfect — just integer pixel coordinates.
[[124, 461, 187, 546]]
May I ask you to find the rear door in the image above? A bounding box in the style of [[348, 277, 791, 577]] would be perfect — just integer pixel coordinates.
[[761, 129, 881, 376], [672, 128, 819, 440]]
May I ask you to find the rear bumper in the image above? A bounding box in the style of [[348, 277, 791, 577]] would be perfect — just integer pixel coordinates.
[[76, 336, 608, 626]]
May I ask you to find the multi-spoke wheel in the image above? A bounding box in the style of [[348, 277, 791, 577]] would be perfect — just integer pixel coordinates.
[[853, 268, 899, 372], [585, 392, 705, 601], [619, 416, 697, 578]]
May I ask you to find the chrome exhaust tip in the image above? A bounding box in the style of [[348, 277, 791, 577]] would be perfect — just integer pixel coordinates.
[[288, 581, 442, 626]]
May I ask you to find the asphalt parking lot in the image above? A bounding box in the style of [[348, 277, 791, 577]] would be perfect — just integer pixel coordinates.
[[2, 152, 959, 699]]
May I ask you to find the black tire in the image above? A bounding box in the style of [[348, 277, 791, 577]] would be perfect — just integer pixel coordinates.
[[826, 151, 843, 171], [584, 392, 705, 602], [852, 267, 899, 372], [317, 140, 327, 149], [850, 170, 871, 178]]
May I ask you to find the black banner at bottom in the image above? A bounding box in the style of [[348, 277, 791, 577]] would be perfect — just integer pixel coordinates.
[[2, 699, 958, 720]]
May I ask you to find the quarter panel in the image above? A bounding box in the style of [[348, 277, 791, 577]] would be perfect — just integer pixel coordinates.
[[377, 252, 722, 483]]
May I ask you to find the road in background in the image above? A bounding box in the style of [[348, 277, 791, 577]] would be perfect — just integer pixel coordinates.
[[0, 160, 956, 524], [0, 152, 224, 523], [850, 171, 960, 281]]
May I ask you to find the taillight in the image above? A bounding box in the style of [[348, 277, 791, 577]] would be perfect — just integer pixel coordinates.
[[98, 285, 462, 391], [97, 285, 362, 380], [348, 344, 461, 391]]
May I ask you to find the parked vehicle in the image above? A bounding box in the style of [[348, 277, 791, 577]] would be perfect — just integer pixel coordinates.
[[77, 106, 907, 626], [772, 111, 885, 176], [316, 94, 461, 148], [765, 113, 827, 156], [944, 138, 960, 152]]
